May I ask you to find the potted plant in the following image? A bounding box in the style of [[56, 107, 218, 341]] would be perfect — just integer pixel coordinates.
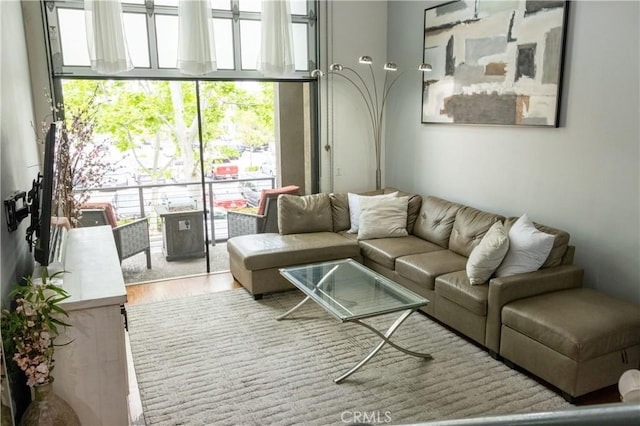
[[0, 271, 80, 426]]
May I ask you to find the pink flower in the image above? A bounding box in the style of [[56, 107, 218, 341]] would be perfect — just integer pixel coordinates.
[[35, 363, 49, 375]]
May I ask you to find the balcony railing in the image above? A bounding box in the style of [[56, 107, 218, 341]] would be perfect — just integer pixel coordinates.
[[78, 176, 276, 248]]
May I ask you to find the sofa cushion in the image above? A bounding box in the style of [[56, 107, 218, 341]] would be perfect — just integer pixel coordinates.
[[329, 193, 350, 232], [227, 232, 360, 271], [278, 194, 333, 235], [358, 196, 409, 240], [502, 288, 640, 362], [504, 216, 570, 269], [449, 206, 504, 257], [435, 271, 489, 316], [347, 191, 398, 233], [396, 250, 467, 291], [496, 214, 554, 277], [413, 196, 461, 248], [358, 235, 439, 270], [388, 189, 422, 234], [466, 222, 509, 284]]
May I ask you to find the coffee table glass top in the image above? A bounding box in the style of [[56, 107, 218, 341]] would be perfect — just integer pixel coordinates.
[[279, 259, 428, 321]]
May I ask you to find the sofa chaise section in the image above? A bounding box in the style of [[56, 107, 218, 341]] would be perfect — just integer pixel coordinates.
[[228, 232, 361, 299]]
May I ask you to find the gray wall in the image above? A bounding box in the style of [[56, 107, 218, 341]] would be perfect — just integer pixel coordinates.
[[1, 0, 39, 305], [385, 1, 639, 303], [317, 0, 388, 193]]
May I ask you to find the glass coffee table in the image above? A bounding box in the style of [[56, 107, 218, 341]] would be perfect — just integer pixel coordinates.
[[278, 259, 432, 383]]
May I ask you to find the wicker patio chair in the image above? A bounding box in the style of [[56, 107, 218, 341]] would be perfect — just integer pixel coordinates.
[[227, 185, 299, 239], [79, 203, 152, 269]]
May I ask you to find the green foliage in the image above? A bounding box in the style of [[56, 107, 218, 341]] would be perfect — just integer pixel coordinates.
[[61, 79, 275, 182], [218, 145, 241, 160], [1, 271, 71, 387]]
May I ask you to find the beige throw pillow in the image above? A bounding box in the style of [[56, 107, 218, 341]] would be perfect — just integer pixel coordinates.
[[495, 213, 555, 277], [466, 222, 509, 285], [357, 196, 409, 240], [347, 191, 398, 233]]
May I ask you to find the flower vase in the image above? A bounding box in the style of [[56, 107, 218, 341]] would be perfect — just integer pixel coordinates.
[[19, 383, 80, 426]]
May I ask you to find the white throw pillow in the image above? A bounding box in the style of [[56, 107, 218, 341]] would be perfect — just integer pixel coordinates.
[[347, 191, 398, 233], [495, 214, 555, 277], [466, 222, 509, 285], [357, 196, 409, 240]]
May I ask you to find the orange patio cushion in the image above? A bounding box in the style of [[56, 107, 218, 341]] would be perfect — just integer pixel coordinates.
[[257, 185, 300, 215]]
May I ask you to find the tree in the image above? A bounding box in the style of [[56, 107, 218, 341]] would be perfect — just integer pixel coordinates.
[[60, 79, 275, 182]]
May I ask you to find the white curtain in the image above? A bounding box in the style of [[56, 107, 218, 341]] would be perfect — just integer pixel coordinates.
[[85, 0, 133, 74], [178, 0, 217, 75], [258, 0, 295, 76]]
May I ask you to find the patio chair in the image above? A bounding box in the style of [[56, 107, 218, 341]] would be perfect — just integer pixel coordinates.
[[227, 185, 300, 239], [79, 203, 152, 269]]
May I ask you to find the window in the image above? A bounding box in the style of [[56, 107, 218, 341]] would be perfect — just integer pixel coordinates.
[[46, 0, 317, 79]]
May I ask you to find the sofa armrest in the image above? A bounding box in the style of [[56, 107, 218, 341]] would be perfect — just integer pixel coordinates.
[[484, 264, 584, 353]]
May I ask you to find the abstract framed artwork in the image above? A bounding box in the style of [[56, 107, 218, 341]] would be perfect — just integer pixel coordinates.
[[422, 0, 569, 127]]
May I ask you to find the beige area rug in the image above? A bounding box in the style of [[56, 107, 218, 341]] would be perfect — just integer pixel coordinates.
[[126, 290, 572, 425]]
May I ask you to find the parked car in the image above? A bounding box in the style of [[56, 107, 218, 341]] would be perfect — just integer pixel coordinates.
[[211, 158, 238, 180], [136, 173, 166, 185], [259, 158, 276, 176], [160, 192, 198, 211], [103, 170, 131, 187], [112, 189, 143, 220], [212, 207, 227, 220], [240, 182, 260, 207], [212, 190, 247, 209]]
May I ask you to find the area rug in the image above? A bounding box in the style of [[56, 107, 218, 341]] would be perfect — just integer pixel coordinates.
[[127, 290, 572, 425]]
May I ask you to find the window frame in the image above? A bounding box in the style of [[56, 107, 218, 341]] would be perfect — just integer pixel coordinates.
[[45, 0, 317, 80]]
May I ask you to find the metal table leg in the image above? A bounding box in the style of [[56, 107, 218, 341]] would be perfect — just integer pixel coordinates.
[[334, 308, 432, 384], [276, 264, 339, 321], [275, 295, 311, 320]]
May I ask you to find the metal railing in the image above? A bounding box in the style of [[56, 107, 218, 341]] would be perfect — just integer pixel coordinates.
[[78, 176, 276, 245]]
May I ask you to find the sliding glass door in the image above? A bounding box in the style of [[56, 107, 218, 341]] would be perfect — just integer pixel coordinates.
[[59, 78, 315, 284]]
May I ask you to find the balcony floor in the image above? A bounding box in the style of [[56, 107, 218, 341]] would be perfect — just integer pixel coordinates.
[[120, 239, 229, 285]]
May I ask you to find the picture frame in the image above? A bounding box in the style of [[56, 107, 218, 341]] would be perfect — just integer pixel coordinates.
[[421, 0, 569, 127]]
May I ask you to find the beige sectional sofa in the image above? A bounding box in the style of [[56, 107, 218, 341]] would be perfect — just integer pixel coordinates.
[[227, 188, 640, 400], [228, 188, 581, 349]]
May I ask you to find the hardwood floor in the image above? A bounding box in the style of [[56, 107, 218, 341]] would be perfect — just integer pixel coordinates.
[[125, 273, 621, 406], [126, 271, 242, 306]]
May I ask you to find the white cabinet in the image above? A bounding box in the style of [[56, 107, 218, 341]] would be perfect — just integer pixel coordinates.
[[53, 226, 129, 426]]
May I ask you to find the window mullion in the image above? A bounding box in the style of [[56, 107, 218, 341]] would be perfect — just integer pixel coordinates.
[[231, 0, 242, 72], [147, 9, 160, 69]]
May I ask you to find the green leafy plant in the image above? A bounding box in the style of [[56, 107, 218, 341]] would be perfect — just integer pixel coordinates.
[[1, 271, 71, 387]]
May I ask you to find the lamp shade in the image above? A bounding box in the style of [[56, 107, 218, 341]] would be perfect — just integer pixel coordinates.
[[619, 369, 640, 402]]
